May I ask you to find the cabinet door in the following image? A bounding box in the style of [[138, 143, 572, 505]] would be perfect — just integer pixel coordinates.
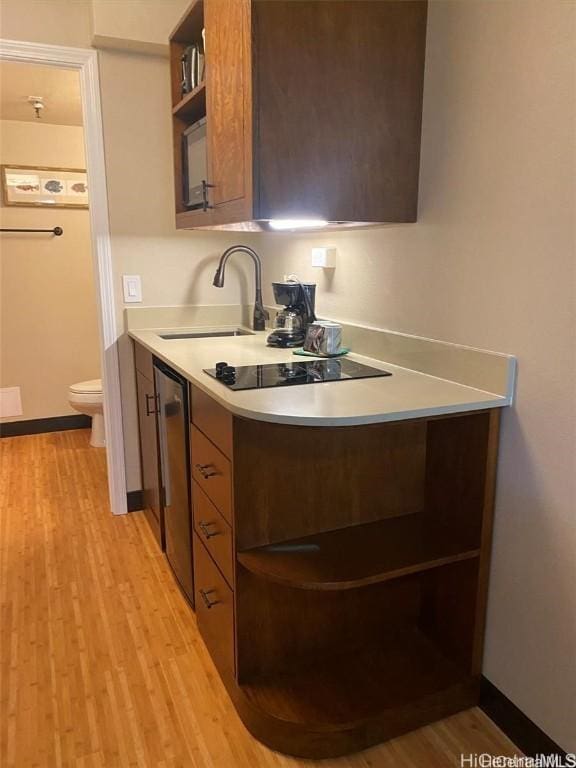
[[204, 0, 252, 211], [136, 370, 162, 546]]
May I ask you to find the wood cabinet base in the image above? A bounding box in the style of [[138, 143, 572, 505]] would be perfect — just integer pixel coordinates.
[[189, 391, 501, 758], [226, 674, 479, 759], [227, 557, 485, 757], [210, 570, 485, 757], [134, 347, 163, 549]]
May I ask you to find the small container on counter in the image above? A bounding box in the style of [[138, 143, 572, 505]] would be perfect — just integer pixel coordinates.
[[303, 321, 343, 356]]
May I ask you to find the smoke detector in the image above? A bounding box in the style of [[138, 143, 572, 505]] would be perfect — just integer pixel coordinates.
[[27, 96, 45, 119]]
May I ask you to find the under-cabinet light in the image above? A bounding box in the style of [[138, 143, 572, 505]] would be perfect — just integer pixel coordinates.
[[268, 219, 329, 231]]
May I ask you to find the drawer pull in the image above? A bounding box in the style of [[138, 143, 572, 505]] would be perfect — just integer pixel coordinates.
[[199, 520, 220, 539], [195, 463, 218, 479], [199, 588, 220, 609]]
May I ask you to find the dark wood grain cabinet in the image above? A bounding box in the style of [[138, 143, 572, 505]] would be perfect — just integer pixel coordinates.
[[204, 0, 251, 212], [188, 384, 501, 758], [170, 0, 428, 230], [130, 343, 501, 756], [134, 345, 162, 546]]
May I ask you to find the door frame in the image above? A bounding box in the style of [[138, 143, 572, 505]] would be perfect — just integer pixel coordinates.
[[0, 39, 127, 515]]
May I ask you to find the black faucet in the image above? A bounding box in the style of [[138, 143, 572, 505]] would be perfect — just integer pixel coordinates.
[[212, 245, 269, 331]]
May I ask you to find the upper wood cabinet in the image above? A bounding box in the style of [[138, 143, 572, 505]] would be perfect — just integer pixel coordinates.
[[204, 0, 252, 210], [170, 0, 427, 231]]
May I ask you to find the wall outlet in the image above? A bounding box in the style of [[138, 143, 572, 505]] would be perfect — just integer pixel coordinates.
[[0, 387, 23, 418], [122, 275, 142, 303], [311, 247, 337, 269]]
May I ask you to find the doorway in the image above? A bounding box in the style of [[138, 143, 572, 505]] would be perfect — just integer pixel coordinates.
[[0, 40, 126, 515]]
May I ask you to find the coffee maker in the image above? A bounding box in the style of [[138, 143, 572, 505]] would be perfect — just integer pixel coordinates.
[[266, 278, 316, 348]]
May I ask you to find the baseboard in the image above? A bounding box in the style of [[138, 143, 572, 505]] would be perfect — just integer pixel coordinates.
[[0, 414, 91, 437], [127, 490, 144, 512], [480, 677, 567, 757]]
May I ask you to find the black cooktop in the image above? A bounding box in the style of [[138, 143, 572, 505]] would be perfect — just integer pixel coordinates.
[[204, 358, 392, 391]]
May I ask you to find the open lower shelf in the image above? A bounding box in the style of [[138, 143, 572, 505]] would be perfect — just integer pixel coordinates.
[[240, 628, 473, 728], [172, 82, 206, 122], [237, 513, 480, 590]]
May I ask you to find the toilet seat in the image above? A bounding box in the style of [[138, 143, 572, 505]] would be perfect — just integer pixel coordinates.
[[69, 379, 102, 395], [68, 378, 105, 447], [69, 391, 103, 406]]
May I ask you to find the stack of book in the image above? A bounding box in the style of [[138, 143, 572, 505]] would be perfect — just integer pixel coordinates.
[[181, 31, 205, 95]]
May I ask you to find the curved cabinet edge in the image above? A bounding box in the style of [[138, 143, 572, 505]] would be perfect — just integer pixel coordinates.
[[237, 549, 481, 592], [221, 671, 481, 759]]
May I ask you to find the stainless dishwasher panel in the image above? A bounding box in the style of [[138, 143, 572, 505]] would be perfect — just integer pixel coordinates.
[[154, 361, 194, 605]]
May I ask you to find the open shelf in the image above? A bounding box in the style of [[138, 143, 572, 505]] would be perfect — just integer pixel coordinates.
[[171, 0, 204, 43], [240, 628, 473, 728], [237, 513, 480, 591], [172, 82, 206, 122]]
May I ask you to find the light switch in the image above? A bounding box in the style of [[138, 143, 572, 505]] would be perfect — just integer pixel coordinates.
[[122, 275, 142, 303], [311, 247, 337, 269]]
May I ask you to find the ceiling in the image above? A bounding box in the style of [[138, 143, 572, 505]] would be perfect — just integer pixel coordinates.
[[0, 62, 83, 126]]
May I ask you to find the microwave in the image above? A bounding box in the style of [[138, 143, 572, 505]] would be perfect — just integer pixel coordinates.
[[182, 117, 207, 209]]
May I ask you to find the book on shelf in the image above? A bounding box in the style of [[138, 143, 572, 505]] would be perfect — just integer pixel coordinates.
[[181, 42, 205, 97]]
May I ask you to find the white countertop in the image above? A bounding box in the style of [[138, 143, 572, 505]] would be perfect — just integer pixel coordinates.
[[129, 326, 509, 427]]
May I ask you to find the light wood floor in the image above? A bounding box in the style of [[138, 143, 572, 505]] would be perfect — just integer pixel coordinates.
[[0, 430, 520, 767]]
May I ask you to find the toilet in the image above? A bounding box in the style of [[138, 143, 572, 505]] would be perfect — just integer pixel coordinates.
[[68, 379, 105, 448]]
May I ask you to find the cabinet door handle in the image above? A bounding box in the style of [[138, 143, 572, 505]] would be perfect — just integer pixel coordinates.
[[199, 588, 220, 609], [199, 520, 220, 539], [202, 180, 215, 212], [195, 463, 218, 479], [145, 393, 158, 416]]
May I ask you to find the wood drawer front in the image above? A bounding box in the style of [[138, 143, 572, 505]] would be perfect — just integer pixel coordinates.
[[134, 341, 154, 382], [193, 532, 235, 677], [193, 481, 234, 587], [191, 425, 232, 523], [191, 385, 233, 459]]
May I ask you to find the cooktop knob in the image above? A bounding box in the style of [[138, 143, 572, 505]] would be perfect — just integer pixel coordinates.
[[215, 361, 228, 378], [222, 365, 236, 378]]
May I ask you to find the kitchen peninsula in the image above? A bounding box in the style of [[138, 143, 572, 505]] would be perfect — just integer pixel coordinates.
[[129, 320, 515, 758]]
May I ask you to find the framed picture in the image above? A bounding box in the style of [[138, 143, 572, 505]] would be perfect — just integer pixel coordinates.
[[1, 165, 89, 208]]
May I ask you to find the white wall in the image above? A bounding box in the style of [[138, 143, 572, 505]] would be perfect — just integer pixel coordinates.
[[0, 0, 92, 48], [91, 0, 189, 53], [0, 119, 100, 422], [96, 48, 257, 490], [256, 1, 576, 752]]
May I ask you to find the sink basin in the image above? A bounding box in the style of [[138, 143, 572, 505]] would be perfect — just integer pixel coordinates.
[[158, 328, 253, 340]]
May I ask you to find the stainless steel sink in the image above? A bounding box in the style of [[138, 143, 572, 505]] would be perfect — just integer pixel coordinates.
[[158, 328, 253, 340]]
